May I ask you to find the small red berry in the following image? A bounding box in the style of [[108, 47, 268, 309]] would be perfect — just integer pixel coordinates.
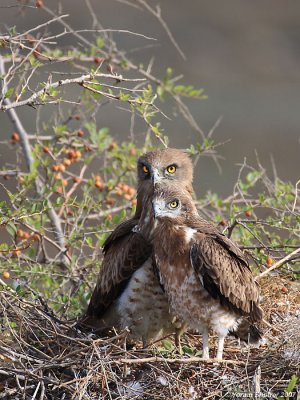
[[2, 271, 10, 279], [16, 229, 25, 238], [108, 142, 118, 151], [94, 57, 104, 64], [36, 0, 44, 7], [95, 181, 104, 189], [129, 148, 137, 157], [266, 256, 273, 267], [57, 164, 66, 172], [31, 233, 40, 241], [11, 132, 20, 142], [52, 165, 59, 172]]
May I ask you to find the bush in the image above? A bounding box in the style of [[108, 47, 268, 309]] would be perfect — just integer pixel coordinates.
[[0, 2, 299, 398]]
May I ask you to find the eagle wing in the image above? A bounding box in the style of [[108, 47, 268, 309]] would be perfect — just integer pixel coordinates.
[[190, 233, 262, 321], [85, 217, 152, 320], [189, 216, 249, 266]]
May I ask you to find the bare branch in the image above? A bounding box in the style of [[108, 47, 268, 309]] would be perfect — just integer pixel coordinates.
[[0, 56, 69, 267], [14, 14, 70, 39], [256, 247, 300, 280], [0, 71, 146, 111], [136, 0, 186, 60], [118, 356, 243, 365]]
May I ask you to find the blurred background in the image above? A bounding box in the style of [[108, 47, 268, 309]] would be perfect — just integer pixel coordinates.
[[1, 0, 299, 197]]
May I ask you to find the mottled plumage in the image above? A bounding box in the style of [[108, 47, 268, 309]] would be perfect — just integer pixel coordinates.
[[150, 187, 263, 359], [80, 148, 193, 345]]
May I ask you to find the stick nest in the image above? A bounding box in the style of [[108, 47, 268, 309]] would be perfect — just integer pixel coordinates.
[[0, 275, 299, 399]]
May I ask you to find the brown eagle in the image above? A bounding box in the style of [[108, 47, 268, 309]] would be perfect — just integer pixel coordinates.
[[150, 186, 263, 359], [80, 148, 193, 346]]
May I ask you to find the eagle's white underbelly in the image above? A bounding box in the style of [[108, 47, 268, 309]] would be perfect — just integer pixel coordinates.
[[117, 258, 175, 345], [167, 268, 239, 337]]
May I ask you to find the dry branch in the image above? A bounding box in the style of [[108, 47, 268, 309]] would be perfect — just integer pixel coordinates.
[[0, 71, 145, 111], [256, 247, 300, 280], [0, 282, 299, 399], [0, 56, 70, 267], [117, 356, 244, 366]]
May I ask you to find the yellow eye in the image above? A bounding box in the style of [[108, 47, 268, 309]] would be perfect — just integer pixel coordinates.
[[167, 165, 176, 174], [169, 200, 179, 209], [143, 165, 149, 173]]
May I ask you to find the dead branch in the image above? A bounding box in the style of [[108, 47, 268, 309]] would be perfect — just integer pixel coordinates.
[[256, 247, 300, 280], [1, 71, 145, 111], [0, 57, 70, 267], [117, 356, 244, 365]]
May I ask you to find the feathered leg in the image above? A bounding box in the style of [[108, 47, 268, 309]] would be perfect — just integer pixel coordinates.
[[216, 334, 225, 360], [202, 328, 209, 359]]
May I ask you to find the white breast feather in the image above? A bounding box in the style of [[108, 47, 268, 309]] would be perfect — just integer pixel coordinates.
[[184, 227, 197, 243], [117, 258, 174, 342]]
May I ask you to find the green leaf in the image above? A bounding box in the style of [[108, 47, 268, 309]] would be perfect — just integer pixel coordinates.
[[53, 124, 67, 135], [119, 91, 130, 102], [96, 36, 105, 49], [6, 222, 17, 237], [182, 345, 194, 355], [161, 340, 174, 351], [54, 197, 64, 207], [5, 87, 14, 99], [10, 321, 17, 329], [286, 374, 298, 393], [85, 236, 93, 247]]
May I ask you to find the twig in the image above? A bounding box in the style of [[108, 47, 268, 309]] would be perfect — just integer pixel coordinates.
[[0, 56, 69, 267], [1, 72, 144, 111], [14, 14, 70, 40], [292, 179, 300, 212], [117, 356, 243, 365], [136, 0, 186, 60], [67, 29, 157, 41], [256, 247, 300, 280], [58, 164, 87, 218], [0, 170, 19, 176]]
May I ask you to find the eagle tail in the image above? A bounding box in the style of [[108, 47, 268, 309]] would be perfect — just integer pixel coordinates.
[[76, 314, 112, 335], [230, 317, 263, 344]]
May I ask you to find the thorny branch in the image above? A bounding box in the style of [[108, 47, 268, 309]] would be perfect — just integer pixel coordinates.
[[0, 57, 70, 267], [256, 247, 300, 280], [0, 4, 299, 399], [0, 288, 299, 399], [0, 72, 146, 111]]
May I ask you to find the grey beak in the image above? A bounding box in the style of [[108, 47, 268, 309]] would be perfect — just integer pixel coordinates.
[[151, 169, 162, 186]]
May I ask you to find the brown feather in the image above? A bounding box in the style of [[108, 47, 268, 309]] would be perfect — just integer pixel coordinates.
[[149, 186, 263, 351], [86, 222, 151, 319], [79, 148, 194, 342], [190, 237, 262, 321]]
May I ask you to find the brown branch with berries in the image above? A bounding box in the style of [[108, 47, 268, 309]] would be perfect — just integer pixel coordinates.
[[256, 247, 300, 280], [0, 57, 70, 268]]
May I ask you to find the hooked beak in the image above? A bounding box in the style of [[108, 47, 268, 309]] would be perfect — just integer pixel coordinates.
[[151, 169, 163, 186]]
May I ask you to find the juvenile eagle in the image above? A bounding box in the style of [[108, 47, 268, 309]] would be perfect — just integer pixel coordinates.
[[150, 187, 263, 359], [80, 148, 193, 346]]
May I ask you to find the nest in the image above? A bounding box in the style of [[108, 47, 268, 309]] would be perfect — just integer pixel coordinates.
[[0, 276, 299, 399]]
